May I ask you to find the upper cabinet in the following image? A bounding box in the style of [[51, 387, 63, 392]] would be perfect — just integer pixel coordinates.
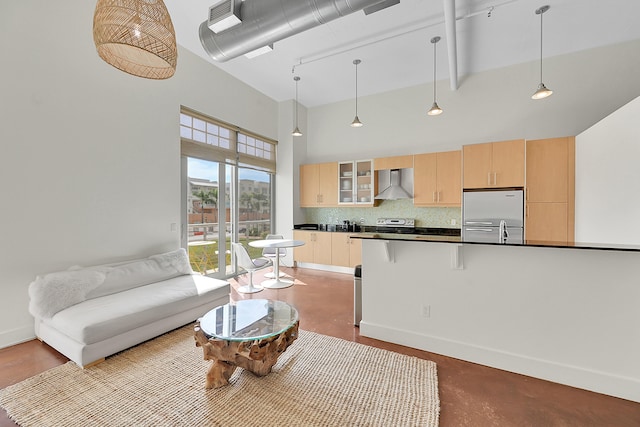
[[463, 139, 525, 189], [414, 150, 461, 206], [525, 137, 575, 243], [300, 162, 338, 207], [526, 137, 574, 203], [339, 160, 375, 205], [373, 155, 413, 170]]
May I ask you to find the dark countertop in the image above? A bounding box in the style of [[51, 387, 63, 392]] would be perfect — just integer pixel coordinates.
[[294, 223, 461, 236], [349, 233, 640, 252], [294, 224, 462, 242], [294, 224, 640, 252]]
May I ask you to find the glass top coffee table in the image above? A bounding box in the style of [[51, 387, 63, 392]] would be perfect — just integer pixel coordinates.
[[194, 299, 299, 388]]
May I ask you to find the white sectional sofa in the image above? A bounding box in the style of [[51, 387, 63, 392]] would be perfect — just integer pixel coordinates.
[[28, 248, 229, 367]]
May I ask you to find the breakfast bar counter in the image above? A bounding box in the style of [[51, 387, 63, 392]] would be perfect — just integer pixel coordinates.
[[350, 232, 640, 252], [356, 238, 640, 403]]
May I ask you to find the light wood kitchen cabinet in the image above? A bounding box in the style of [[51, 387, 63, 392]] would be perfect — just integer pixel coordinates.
[[293, 230, 332, 265], [526, 203, 569, 242], [525, 137, 575, 243], [300, 162, 338, 207], [331, 233, 362, 268], [463, 139, 525, 189], [414, 150, 461, 206], [349, 237, 362, 266], [373, 155, 413, 170], [294, 230, 361, 268], [526, 137, 575, 202], [338, 160, 375, 205]]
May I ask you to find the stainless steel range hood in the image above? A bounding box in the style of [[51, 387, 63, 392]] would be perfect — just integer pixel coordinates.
[[199, 0, 400, 62], [375, 169, 413, 200]]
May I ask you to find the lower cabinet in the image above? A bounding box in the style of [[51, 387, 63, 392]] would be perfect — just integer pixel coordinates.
[[293, 230, 361, 268], [293, 230, 332, 265], [331, 233, 362, 268]]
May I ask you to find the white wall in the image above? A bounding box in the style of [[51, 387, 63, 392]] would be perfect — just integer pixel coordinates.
[[575, 96, 640, 244], [0, 1, 277, 347], [359, 240, 640, 402], [275, 100, 308, 267], [305, 39, 640, 162]]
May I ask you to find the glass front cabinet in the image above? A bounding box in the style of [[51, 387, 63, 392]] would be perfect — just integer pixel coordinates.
[[339, 160, 374, 205]]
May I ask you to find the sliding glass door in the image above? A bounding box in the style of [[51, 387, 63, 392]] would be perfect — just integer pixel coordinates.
[[185, 157, 227, 277], [237, 167, 272, 242], [184, 157, 273, 278]]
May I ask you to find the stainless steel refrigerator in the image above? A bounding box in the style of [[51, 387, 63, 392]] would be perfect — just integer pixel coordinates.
[[462, 189, 524, 244]]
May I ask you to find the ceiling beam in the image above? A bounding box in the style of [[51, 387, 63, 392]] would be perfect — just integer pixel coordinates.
[[443, 0, 459, 90]]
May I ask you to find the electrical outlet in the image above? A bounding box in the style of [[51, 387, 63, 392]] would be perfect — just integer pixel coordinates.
[[450, 219, 457, 226], [422, 305, 431, 318]]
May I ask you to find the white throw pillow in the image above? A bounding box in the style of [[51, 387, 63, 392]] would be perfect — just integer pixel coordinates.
[[29, 270, 106, 319], [149, 248, 193, 275], [86, 248, 192, 299]]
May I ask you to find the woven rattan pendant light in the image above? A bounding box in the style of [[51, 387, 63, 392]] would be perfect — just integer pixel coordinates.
[[93, 0, 178, 79]]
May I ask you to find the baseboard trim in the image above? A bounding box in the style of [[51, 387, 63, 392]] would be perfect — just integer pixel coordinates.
[[0, 325, 36, 349], [294, 262, 354, 275], [359, 321, 640, 403]]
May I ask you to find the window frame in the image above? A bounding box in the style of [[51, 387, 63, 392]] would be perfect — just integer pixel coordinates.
[[179, 106, 277, 279]]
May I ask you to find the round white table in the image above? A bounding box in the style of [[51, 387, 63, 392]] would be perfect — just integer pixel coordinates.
[[248, 239, 305, 289]]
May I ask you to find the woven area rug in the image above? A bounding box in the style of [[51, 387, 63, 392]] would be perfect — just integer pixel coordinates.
[[1, 326, 439, 426]]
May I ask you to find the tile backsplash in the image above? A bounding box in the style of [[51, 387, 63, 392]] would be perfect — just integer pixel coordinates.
[[304, 199, 461, 228]]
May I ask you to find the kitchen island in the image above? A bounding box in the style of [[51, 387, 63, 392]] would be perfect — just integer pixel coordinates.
[[351, 236, 640, 403]]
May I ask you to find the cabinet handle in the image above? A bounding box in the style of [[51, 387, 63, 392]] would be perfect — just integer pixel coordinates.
[[432, 191, 436, 202], [487, 172, 491, 186], [438, 191, 441, 202]]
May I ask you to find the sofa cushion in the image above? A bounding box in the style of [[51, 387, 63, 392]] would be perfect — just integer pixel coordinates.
[[47, 274, 229, 345], [85, 249, 193, 299]]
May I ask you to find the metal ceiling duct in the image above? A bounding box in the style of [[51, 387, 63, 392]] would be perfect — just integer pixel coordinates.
[[199, 0, 398, 62]]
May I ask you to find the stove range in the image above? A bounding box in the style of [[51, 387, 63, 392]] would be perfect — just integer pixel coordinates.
[[375, 218, 416, 234]]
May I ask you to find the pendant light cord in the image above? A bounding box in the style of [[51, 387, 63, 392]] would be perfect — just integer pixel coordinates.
[[433, 40, 437, 102], [295, 78, 299, 125], [354, 61, 359, 115], [539, 10, 543, 83]]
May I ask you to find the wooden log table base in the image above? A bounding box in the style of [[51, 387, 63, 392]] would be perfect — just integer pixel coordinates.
[[194, 320, 299, 389]]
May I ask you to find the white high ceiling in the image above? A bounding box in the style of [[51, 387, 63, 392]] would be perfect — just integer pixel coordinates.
[[164, 0, 640, 108]]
